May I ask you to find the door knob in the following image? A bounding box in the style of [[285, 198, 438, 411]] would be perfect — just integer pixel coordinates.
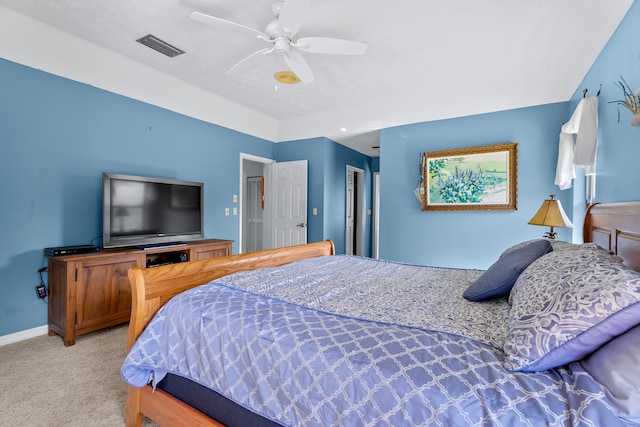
[[296, 223, 306, 228]]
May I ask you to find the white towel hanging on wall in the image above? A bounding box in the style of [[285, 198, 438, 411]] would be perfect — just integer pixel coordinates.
[[554, 96, 599, 194], [555, 131, 576, 190], [573, 97, 598, 174]]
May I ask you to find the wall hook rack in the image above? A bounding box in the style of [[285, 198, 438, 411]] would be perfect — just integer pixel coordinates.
[[582, 85, 602, 98]]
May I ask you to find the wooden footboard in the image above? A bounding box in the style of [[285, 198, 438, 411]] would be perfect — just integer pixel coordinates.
[[125, 240, 335, 427]]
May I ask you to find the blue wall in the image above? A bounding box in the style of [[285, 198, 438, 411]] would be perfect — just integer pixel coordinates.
[[378, 103, 570, 269], [0, 59, 274, 335], [323, 139, 373, 256]]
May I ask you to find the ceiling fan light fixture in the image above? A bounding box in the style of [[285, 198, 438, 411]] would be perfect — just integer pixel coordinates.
[[274, 71, 301, 84], [192, 0, 366, 84]]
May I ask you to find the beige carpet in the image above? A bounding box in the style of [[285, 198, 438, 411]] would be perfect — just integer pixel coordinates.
[[0, 324, 156, 427]]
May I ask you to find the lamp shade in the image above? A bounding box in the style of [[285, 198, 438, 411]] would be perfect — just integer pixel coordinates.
[[528, 195, 573, 228]]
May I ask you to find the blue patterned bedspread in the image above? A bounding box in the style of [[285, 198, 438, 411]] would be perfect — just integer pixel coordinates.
[[121, 255, 627, 426]]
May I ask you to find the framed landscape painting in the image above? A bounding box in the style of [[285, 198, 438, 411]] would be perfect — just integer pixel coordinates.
[[421, 142, 517, 211]]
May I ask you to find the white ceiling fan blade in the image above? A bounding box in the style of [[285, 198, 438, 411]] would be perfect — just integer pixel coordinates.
[[225, 48, 272, 76], [284, 50, 314, 83], [277, 0, 310, 36], [190, 11, 268, 39], [295, 37, 368, 55]]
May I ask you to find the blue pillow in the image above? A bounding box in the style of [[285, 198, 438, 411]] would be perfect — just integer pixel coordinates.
[[582, 324, 640, 424], [463, 239, 551, 302]]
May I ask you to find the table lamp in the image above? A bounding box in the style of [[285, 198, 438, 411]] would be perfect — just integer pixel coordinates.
[[528, 195, 573, 239]]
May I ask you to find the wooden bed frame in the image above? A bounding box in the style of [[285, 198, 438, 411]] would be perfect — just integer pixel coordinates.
[[583, 201, 640, 272], [125, 202, 640, 427], [125, 240, 335, 427]]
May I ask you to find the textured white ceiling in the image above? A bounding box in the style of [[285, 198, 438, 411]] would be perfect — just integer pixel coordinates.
[[0, 0, 633, 156]]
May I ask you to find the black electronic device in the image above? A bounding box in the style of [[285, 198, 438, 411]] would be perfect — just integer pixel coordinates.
[[44, 245, 101, 257], [145, 251, 189, 268], [102, 173, 204, 249]]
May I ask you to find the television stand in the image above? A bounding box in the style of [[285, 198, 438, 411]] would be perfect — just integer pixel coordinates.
[[46, 238, 232, 346]]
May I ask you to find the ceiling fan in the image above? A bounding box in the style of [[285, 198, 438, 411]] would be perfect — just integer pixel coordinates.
[[190, 0, 367, 84]]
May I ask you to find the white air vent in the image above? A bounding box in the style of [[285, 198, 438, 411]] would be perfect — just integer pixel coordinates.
[[136, 34, 185, 57]]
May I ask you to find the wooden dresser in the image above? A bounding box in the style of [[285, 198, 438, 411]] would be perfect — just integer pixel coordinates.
[[47, 239, 232, 346]]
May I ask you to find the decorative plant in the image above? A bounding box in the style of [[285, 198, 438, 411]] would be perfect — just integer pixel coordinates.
[[609, 76, 640, 125]]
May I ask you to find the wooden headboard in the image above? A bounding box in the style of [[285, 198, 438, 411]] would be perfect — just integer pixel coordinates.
[[583, 201, 640, 272]]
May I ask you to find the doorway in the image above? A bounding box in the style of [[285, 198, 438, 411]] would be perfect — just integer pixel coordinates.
[[239, 154, 308, 253], [239, 154, 273, 254], [245, 176, 264, 252], [345, 165, 365, 256]]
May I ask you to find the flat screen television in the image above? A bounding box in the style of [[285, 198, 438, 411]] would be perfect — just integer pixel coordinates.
[[102, 173, 204, 248]]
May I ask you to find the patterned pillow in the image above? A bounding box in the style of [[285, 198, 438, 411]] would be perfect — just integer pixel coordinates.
[[499, 239, 590, 258], [549, 240, 600, 252], [504, 245, 640, 372]]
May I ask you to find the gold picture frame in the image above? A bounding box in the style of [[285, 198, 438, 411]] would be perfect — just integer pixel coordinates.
[[421, 142, 517, 211]]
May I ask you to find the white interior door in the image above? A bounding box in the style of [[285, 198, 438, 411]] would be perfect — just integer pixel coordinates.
[[270, 160, 308, 248]]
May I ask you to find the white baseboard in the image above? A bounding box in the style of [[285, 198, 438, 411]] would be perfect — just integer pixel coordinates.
[[0, 325, 48, 346]]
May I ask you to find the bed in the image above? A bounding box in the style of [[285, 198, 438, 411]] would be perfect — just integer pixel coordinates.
[[122, 201, 640, 427]]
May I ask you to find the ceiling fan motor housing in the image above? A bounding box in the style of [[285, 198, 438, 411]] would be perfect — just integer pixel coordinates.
[[273, 37, 291, 54]]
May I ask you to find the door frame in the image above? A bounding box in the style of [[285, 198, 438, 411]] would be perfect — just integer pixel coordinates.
[[372, 172, 380, 259], [345, 165, 365, 256], [239, 153, 274, 254]]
